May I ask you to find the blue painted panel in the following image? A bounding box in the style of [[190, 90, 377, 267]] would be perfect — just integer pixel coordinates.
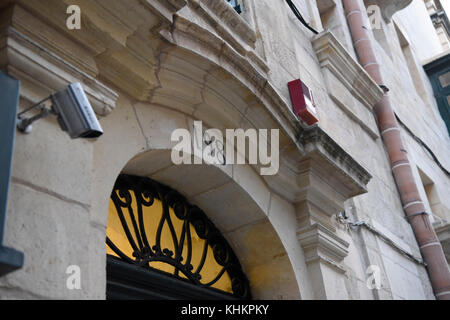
[[0, 71, 24, 276], [0, 72, 20, 243]]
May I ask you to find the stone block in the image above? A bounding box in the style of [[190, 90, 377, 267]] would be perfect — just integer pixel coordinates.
[[133, 102, 189, 150], [1, 183, 91, 299], [192, 181, 265, 233]]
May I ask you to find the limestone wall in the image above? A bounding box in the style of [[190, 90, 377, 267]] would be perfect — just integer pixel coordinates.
[[245, 0, 447, 299], [0, 0, 448, 300]]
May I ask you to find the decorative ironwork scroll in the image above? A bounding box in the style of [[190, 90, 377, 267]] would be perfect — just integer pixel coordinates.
[[106, 174, 251, 299]]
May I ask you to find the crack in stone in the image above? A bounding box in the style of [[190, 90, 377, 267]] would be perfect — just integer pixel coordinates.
[[131, 102, 151, 149], [11, 177, 91, 213]]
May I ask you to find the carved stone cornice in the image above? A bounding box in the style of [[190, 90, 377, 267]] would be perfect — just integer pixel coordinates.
[[194, 0, 257, 50], [140, 0, 187, 28], [313, 30, 383, 111], [163, 13, 300, 144], [163, 0, 188, 11], [0, 0, 164, 102], [299, 126, 372, 197], [0, 27, 118, 116], [172, 5, 268, 74], [312, 31, 383, 139]]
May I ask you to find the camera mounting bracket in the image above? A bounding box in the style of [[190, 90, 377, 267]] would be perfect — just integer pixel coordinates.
[[16, 97, 58, 134]]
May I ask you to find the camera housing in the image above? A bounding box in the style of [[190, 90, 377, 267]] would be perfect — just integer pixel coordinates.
[[51, 83, 103, 139]]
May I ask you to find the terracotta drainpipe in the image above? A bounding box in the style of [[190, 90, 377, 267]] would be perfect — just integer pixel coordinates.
[[342, 0, 450, 300]]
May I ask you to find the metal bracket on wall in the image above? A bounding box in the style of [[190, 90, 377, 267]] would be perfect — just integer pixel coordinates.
[[336, 212, 426, 266], [16, 97, 55, 135]]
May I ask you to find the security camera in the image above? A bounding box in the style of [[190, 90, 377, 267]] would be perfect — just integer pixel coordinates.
[[17, 83, 103, 139], [51, 83, 103, 138]]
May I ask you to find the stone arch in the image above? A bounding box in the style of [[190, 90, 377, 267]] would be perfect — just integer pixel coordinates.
[[117, 149, 301, 299]]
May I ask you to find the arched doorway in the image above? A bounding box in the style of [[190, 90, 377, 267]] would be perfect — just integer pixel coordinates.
[[92, 100, 307, 299], [105, 174, 251, 300]]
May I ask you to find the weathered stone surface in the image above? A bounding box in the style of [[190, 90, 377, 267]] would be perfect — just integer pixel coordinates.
[[1, 183, 91, 299], [1, 0, 448, 301], [90, 95, 148, 228]]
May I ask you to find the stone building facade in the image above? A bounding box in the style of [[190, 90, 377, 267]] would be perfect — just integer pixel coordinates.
[[0, 0, 449, 300], [424, 0, 450, 51]]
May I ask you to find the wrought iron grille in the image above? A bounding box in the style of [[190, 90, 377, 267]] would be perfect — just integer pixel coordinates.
[[106, 174, 251, 299], [226, 0, 241, 14]]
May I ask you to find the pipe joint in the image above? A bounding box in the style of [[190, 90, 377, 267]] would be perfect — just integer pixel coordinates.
[[405, 211, 429, 221], [346, 10, 361, 18]]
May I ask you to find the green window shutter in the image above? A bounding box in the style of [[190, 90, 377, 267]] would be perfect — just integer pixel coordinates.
[[424, 54, 450, 136]]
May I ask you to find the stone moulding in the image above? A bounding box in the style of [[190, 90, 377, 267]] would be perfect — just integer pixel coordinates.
[[177, 0, 266, 73], [165, 0, 188, 10], [299, 126, 372, 196], [166, 14, 301, 144], [1, 27, 118, 117], [297, 223, 350, 273], [312, 30, 383, 139], [195, 0, 257, 48], [312, 31, 382, 110], [142, 0, 188, 28]]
